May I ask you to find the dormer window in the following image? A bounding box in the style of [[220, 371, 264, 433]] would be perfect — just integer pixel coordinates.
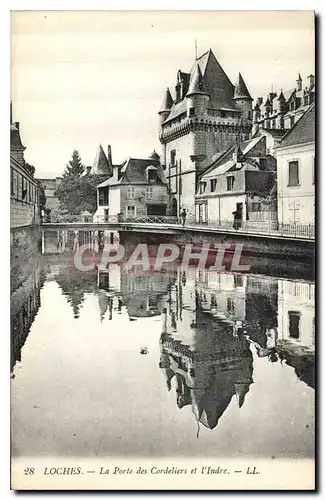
[[146, 167, 158, 184], [199, 182, 207, 194]]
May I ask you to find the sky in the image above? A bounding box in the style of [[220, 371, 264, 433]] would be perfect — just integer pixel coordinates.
[[11, 10, 315, 178]]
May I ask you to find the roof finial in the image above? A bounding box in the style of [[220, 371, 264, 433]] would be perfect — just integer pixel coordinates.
[[195, 39, 198, 61]]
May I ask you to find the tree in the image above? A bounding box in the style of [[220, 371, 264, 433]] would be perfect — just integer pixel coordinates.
[[55, 172, 101, 216], [63, 150, 85, 178]]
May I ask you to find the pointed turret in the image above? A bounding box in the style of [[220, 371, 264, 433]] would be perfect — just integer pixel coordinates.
[[159, 87, 173, 113], [235, 383, 250, 408], [186, 63, 209, 97], [296, 73, 302, 91], [158, 87, 173, 128], [90, 144, 112, 176], [233, 73, 252, 101]]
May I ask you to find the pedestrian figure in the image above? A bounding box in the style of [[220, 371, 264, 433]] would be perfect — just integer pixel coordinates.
[[232, 210, 239, 230], [181, 208, 187, 226]]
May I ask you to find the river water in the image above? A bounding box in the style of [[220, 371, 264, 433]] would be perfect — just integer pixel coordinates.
[[11, 241, 315, 458]]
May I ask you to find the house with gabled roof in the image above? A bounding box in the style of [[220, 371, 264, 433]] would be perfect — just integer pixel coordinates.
[[158, 49, 253, 219], [94, 150, 169, 221], [195, 135, 277, 229], [275, 102, 315, 226]]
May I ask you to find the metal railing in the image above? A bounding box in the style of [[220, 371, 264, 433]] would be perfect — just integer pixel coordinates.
[[42, 214, 315, 240]]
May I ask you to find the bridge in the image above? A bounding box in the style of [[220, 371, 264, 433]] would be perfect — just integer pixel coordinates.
[[41, 215, 315, 243]]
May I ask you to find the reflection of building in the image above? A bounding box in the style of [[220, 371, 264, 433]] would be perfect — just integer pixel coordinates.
[[160, 305, 253, 431], [11, 262, 44, 372], [278, 279, 315, 350], [120, 267, 177, 318]]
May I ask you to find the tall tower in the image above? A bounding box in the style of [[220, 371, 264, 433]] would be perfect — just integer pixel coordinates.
[[158, 49, 253, 218], [233, 73, 253, 139], [158, 88, 173, 167]]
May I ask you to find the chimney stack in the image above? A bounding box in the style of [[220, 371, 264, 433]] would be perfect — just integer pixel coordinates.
[[307, 74, 315, 89], [13, 121, 20, 130]]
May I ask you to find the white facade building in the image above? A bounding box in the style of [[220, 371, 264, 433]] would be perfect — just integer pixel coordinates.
[[275, 103, 315, 226]]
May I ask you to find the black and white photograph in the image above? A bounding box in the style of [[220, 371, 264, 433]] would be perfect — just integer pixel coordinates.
[[10, 10, 315, 490]]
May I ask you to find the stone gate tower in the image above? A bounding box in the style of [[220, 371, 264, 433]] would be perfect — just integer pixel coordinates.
[[158, 49, 253, 217]]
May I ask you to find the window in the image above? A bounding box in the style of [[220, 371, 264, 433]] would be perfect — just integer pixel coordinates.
[[170, 150, 176, 166], [98, 188, 108, 206], [221, 110, 226, 118], [146, 186, 153, 199], [272, 119, 276, 129], [147, 169, 157, 184], [290, 100, 295, 111], [127, 186, 135, 199], [10, 168, 14, 195], [210, 179, 217, 192], [12, 170, 18, 197], [312, 157, 315, 185], [227, 297, 235, 313], [126, 206, 136, 217], [288, 160, 299, 186], [259, 158, 267, 170], [199, 182, 206, 194], [17, 173, 22, 200], [22, 176, 27, 201], [211, 294, 217, 308], [234, 275, 243, 288], [227, 176, 235, 191], [252, 202, 261, 212], [189, 107, 195, 117], [288, 311, 300, 339], [304, 95, 309, 106], [290, 116, 295, 128]]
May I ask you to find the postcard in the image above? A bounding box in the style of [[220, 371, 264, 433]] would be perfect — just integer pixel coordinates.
[[10, 10, 315, 491]]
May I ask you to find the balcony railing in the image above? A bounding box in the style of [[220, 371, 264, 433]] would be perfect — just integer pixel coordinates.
[[41, 214, 315, 240]]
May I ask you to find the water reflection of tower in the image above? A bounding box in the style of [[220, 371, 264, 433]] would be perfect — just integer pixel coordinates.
[[160, 301, 253, 431], [11, 262, 45, 372]]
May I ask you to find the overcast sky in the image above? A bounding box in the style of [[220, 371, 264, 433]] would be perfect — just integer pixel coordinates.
[[11, 10, 314, 178]]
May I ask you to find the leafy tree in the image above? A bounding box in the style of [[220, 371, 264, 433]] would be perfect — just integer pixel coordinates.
[[55, 173, 102, 216], [63, 150, 85, 178]]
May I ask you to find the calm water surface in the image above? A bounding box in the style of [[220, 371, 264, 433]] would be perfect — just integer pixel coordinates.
[[11, 248, 315, 458]]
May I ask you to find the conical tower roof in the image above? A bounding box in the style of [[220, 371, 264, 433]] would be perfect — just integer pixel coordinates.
[[90, 144, 112, 175], [234, 73, 252, 100], [235, 383, 250, 408], [277, 90, 286, 101], [159, 87, 173, 113], [186, 63, 209, 97]]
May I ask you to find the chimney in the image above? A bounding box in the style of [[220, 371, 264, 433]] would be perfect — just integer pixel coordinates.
[[257, 97, 263, 106], [13, 121, 20, 130], [107, 145, 112, 165], [10, 102, 12, 125], [308, 74, 315, 89]]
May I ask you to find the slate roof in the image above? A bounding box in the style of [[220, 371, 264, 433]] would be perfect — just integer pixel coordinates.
[[234, 73, 252, 100], [163, 49, 237, 124], [97, 157, 167, 188], [200, 136, 265, 179], [186, 63, 208, 96], [253, 128, 287, 139], [10, 124, 25, 151], [277, 102, 315, 149], [90, 144, 112, 175], [159, 87, 173, 112]]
